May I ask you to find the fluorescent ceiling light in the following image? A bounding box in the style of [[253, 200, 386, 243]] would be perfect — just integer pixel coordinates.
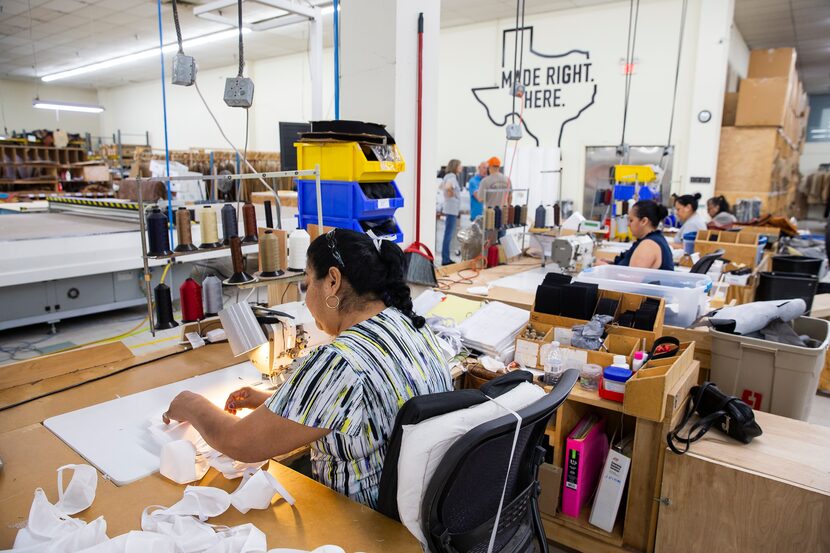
[[41, 28, 251, 83], [33, 100, 104, 113]]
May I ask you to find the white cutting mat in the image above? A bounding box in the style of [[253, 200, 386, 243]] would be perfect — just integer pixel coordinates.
[[44, 362, 264, 486]]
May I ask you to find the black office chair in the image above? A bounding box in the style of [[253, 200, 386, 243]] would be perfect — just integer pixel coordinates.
[[420, 370, 578, 553], [689, 249, 725, 274]]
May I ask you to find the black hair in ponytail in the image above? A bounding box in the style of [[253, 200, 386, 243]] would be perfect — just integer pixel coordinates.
[[632, 200, 669, 228], [306, 229, 426, 328], [675, 193, 702, 211], [707, 195, 731, 214]]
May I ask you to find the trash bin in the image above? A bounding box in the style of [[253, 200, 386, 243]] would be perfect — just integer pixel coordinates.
[[771, 255, 823, 277], [756, 271, 819, 313], [709, 316, 829, 421]]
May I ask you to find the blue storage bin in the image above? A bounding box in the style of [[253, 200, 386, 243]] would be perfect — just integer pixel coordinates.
[[296, 179, 404, 221], [297, 214, 404, 243]]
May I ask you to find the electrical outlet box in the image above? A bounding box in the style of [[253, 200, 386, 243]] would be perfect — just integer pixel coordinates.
[[172, 53, 197, 86], [224, 77, 254, 108], [506, 124, 523, 140], [511, 82, 525, 98]]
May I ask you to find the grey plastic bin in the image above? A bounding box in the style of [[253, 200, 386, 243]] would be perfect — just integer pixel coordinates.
[[709, 317, 829, 421]]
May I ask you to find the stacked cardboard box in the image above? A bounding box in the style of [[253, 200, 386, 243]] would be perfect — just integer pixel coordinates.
[[716, 48, 809, 218]]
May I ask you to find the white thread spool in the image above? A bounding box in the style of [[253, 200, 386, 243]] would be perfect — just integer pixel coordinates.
[[288, 228, 310, 271], [202, 275, 223, 316], [544, 205, 555, 227]]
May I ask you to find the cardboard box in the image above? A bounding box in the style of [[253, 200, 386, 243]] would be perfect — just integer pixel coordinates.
[[748, 47, 796, 79], [722, 92, 738, 126], [81, 164, 110, 183], [735, 77, 791, 127], [538, 463, 562, 517]]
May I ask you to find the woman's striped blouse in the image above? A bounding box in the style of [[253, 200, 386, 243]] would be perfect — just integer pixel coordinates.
[[265, 307, 452, 508]]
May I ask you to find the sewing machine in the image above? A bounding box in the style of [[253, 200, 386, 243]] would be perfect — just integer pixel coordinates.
[[249, 301, 330, 385], [550, 234, 595, 274]]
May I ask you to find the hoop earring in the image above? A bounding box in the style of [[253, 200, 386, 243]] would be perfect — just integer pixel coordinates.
[[325, 295, 341, 310]]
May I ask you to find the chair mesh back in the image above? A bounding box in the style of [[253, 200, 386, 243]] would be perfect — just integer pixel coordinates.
[[434, 421, 544, 552]]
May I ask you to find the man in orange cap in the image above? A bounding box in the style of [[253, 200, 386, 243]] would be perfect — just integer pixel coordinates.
[[475, 156, 510, 208]]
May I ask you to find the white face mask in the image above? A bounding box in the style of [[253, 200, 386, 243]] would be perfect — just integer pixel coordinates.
[[13, 488, 86, 548], [74, 530, 179, 553], [230, 468, 295, 514], [55, 464, 98, 515]]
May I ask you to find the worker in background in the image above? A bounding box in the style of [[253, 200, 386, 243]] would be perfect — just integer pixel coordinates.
[[673, 193, 708, 245], [467, 161, 487, 225], [476, 156, 510, 207], [707, 195, 737, 227], [602, 200, 674, 270], [162, 229, 452, 509], [440, 159, 462, 265]]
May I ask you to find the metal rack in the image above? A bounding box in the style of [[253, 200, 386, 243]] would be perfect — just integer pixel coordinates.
[[137, 167, 322, 335]]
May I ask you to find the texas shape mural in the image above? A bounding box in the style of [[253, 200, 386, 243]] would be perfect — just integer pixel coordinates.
[[472, 26, 597, 147]]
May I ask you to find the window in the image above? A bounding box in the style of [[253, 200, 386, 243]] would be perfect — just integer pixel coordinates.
[[807, 94, 830, 143]]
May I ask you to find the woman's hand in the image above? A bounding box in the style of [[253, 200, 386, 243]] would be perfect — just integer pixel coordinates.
[[224, 387, 270, 415], [163, 390, 202, 424]]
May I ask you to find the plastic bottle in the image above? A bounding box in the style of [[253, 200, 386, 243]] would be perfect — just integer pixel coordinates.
[[632, 351, 647, 372], [543, 341, 565, 386], [611, 354, 630, 371]]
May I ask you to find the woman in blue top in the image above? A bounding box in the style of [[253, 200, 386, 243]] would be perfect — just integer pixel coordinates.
[[612, 200, 674, 270]]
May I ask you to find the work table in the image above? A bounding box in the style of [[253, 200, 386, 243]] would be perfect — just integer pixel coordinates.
[[0, 342, 421, 552]]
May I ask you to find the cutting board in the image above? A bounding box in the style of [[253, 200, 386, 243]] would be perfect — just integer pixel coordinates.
[[44, 362, 264, 486]]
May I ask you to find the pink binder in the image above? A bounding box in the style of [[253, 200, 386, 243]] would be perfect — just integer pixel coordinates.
[[561, 414, 609, 518]]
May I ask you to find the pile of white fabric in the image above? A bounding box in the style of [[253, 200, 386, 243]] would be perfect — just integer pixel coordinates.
[[10, 463, 342, 553]]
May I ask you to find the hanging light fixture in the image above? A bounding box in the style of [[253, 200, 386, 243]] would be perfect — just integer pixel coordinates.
[[32, 99, 104, 113]]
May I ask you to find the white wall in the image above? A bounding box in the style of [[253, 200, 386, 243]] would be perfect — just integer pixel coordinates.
[[801, 142, 830, 174], [0, 79, 101, 137], [726, 23, 750, 92], [97, 50, 335, 152], [436, 0, 703, 210]]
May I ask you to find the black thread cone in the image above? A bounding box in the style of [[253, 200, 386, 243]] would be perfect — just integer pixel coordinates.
[[154, 283, 178, 329]]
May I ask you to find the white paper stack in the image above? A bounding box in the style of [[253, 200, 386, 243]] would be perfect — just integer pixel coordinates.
[[458, 301, 530, 361]]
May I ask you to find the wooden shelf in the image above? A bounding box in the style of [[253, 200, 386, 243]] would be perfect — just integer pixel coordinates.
[[544, 507, 624, 547]]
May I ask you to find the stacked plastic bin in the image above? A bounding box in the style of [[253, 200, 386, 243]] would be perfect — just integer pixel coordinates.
[[295, 140, 406, 242]]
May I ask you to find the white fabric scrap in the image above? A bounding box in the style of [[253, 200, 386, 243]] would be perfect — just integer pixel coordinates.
[[160, 440, 210, 485], [268, 547, 345, 553], [74, 531, 179, 553], [153, 486, 231, 521], [231, 469, 295, 513]]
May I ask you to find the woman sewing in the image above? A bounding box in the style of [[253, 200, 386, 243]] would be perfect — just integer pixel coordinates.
[[608, 200, 674, 270], [673, 193, 708, 244], [162, 229, 452, 508]]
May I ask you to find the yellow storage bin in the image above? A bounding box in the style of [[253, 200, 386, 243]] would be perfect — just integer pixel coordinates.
[[295, 141, 405, 182]]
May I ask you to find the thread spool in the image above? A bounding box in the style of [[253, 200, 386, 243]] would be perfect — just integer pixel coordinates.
[[264, 200, 274, 229], [493, 206, 502, 229], [179, 278, 204, 322], [199, 207, 222, 249], [513, 205, 522, 227], [221, 204, 239, 246], [506, 204, 514, 226], [202, 275, 223, 316], [224, 235, 256, 285], [553, 203, 561, 226], [487, 244, 500, 268], [544, 205, 555, 227], [241, 202, 258, 244], [146, 207, 172, 257], [485, 207, 495, 231], [257, 230, 284, 279], [288, 228, 310, 271], [153, 283, 178, 329], [174, 207, 198, 252], [534, 204, 546, 228], [520, 204, 528, 226]]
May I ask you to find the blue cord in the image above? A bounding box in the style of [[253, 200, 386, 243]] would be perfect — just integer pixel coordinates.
[[333, 0, 340, 120], [156, 0, 174, 245]]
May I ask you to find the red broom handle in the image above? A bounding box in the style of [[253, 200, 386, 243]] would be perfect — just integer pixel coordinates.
[[415, 13, 424, 244]]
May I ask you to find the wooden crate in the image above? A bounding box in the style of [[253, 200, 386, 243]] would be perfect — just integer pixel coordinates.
[[623, 343, 695, 422], [0, 143, 87, 191], [694, 230, 762, 268]]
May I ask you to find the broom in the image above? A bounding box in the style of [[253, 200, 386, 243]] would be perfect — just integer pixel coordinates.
[[404, 12, 438, 287]]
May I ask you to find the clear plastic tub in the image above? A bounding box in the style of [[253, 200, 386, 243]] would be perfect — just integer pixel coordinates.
[[575, 265, 712, 328]]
